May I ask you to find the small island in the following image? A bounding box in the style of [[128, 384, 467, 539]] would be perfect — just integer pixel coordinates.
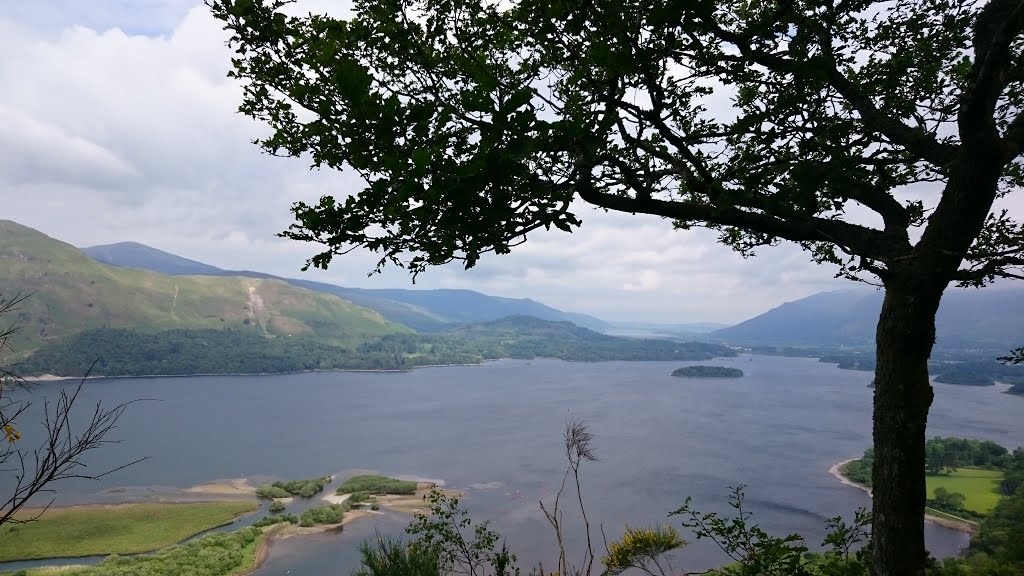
[[672, 365, 744, 378]]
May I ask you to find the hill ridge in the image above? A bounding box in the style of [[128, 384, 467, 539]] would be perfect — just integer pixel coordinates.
[[712, 287, 1024, 348], [0, 221, 408, 356], [80, 239, 609, 331]]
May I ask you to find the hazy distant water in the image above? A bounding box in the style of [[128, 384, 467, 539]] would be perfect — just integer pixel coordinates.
[[5, 356, 1022, 574]]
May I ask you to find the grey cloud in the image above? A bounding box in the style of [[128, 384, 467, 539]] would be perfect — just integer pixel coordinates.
[[0, 2, 938, 325], [0, 107, 139, 191]]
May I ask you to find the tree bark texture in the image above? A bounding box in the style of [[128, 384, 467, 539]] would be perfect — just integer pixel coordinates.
[[871, 284, 944, 576]]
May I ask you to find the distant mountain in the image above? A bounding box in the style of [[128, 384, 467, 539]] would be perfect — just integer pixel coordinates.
[[609, 321, 729, 333], [335, 287, 609, 331], [81, 242, 223, 276], [0, 221, 408, 357], [603, 321, 728, 341], [713, 288, 1024, 348], [81, 241, 610, 332]]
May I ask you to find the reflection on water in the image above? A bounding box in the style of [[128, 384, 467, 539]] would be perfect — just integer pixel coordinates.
[[4, 356, 1021, 574]]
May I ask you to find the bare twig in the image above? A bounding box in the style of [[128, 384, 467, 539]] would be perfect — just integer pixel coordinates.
[[0, 294, 147, 526]]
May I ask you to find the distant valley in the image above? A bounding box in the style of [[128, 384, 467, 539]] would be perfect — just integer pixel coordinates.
[[78, 234, 1024, 352], [4, 220, 1024, 388], [1, 221, 733, 377]]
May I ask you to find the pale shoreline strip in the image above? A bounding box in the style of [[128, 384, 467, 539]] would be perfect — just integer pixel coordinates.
[[828, 459, 979, 534]]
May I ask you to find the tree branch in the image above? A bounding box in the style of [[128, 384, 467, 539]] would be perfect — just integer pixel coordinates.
[[574, 184, 905, 261], [697, 16, 957, 170], [1001, 111, 1024, 159], [962, 0, 1024, 146], [952, 255, 1024, 284]]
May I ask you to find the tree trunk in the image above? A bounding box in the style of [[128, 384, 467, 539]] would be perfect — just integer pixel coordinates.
[[871, 283, 944, 576]]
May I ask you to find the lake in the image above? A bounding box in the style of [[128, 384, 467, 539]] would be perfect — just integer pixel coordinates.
[[3, 355, 1022, 574]]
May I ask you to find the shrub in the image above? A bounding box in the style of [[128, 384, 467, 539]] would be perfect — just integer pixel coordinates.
[[336, 475, 417, 495], [269, 500, 286, 513], [252, 514, 298, 528], [931, 487, 967, 513], [255, 485, 291, 499], [353, 536, 441, 576], [299, 504, 345, 527], [270, 476, 332, 498], [602, 525, 685, 576], [349, 491, 377, 504]]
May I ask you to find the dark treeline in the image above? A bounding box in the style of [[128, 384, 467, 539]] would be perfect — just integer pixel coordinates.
[[843, 438, 1023, 492], [750, 346, 1024, 390], [18, 328, 422, 375], [925, 437, 1018, 475], [821, 354, 1024, 386], [19, 318, 735, 377]]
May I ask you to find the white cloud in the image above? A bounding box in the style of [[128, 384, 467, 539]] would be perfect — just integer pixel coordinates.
[[1, 1, 1000, 326]]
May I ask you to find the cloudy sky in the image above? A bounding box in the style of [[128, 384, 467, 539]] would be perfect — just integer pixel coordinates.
[[2, 1, 994, 325]]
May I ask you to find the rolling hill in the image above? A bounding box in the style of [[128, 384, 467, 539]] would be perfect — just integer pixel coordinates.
[[445, 315, 735, 361], [80, 241, 609, 331], [0, 221, 409, 357], [713, 288, 1024, 348]]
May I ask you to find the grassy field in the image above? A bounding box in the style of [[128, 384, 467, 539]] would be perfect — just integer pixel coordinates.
[[0, 501, 258, 562], [926, 468, 1005, 515], [0, 526, 271, 576]]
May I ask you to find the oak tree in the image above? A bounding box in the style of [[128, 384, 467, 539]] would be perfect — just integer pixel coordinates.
[[209, 0, 1024, 573]]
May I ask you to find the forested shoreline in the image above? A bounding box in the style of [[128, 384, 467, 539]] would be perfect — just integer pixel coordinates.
[[19, 320, 735, 378], [748, 346, 1024, 392]]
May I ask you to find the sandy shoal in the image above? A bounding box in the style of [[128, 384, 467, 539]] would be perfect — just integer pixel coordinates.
[[184, 478, 257, 496]]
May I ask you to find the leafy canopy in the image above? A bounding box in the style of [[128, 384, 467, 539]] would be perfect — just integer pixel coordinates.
[[210, 0, 1024, 286]]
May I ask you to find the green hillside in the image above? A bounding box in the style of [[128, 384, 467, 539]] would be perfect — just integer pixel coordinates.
[[0, 220, 409, 358], [81, 242, 611, 332]]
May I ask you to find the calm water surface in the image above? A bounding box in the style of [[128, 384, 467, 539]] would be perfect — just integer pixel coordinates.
[[4, 356, 1023, 574]]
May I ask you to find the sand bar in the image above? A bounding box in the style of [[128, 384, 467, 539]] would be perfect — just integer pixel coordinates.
[[184, 478, 257, 496]]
